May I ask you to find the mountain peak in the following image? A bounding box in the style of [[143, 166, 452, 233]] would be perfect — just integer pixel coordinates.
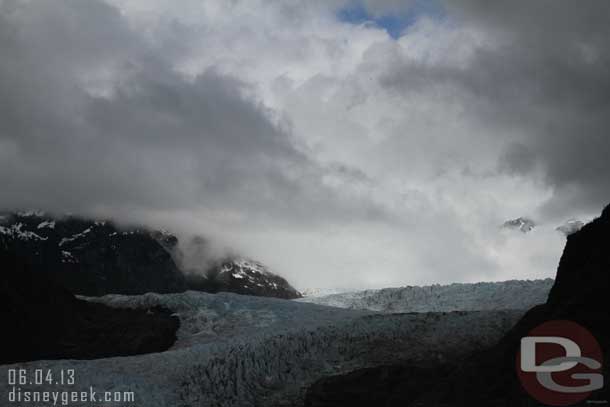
[[502, 217, 535, 233]]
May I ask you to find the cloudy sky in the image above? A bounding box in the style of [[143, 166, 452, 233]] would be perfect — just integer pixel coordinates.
[[1, 0, 609, 289]]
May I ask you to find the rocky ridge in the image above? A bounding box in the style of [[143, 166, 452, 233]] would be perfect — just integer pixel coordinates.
[[0, 211, 300, 298]]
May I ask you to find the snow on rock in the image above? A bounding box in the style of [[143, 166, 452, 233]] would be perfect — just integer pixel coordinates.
[[222, 259, 267, 281], [1, 291, 523, 407], [0, 212, 186, 296], [58, 227, 92, 246], [297, 279, 553, 312], [61, 250, 78, 264], [16, 210, 45, 217], [37, 220, 55, 229], [502, 217, 536, 233], [188, 258, 302, 299], [0, 223, 48, 241], [0, 212, 299, 298]]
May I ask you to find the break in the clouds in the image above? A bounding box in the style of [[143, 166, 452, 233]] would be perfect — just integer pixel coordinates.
[[1, 0, 608, 289]]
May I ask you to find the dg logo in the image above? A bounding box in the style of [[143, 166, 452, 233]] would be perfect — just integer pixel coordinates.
[[517, 320, 604, 406]]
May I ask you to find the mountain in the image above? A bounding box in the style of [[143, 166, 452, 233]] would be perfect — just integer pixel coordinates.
[[0, 211, 186, 295], [503, 216, 587, 236], [502, 216, 536, 233], [298, 279, 553, 312], [184, 258, 302, 299], [0, 211, 300, 299], [305, 203, 610, 406]]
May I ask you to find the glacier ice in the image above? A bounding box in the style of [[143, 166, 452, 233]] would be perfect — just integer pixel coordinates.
[[1, 289, 528, 406]]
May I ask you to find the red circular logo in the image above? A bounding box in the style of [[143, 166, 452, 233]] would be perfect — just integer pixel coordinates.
[[516, 320, 604, 406]]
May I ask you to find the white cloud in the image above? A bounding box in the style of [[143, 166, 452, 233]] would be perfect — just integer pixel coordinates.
[[2, 0, 607, 289]]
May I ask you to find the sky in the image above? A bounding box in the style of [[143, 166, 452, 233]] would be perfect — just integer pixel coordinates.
[[1, 0, 609, 290]]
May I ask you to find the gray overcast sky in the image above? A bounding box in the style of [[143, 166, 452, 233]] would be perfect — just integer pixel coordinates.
[[1, 0, 608, 289]]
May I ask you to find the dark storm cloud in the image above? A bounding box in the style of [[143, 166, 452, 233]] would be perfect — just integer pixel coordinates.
[[0, 0, 386, 224], [382, 0, 610, 219]]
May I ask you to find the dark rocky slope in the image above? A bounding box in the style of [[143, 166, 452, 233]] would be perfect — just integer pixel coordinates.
[[306, 203, 610, 406], [0, 252, 179, 365], [0, 212, 186, 295], [0, 212, 301, 299], [185, 258, 302, 299]]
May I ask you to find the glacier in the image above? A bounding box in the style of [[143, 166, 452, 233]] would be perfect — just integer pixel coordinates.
[[297, 279, 553, 312], [0, 283, 539, 406]]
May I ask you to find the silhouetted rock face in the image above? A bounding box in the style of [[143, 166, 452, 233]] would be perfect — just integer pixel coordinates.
[[0, 252, 179, 365], [548, 205, 610, 314], [306, 203, 610, 406]]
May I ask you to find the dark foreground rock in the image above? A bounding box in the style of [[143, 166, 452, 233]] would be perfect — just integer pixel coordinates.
[[306, 203, 610, 406], [305, 364, 454, 407], [0, 252, 179, 365]]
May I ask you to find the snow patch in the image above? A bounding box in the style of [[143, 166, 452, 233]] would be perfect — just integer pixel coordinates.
[[0, 223, 48, 241], [503, 217, 536, 233], [61, 250, 78, 264], [59, 228, 92, 246], [37, 220, 55, 229], [16, 210, 45, 217]]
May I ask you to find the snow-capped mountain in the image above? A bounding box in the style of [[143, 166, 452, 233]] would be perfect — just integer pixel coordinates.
[[502, 217, 536, 233], [185, 258, 301, 299], [297, 279, 554, 312], [502, 215, 589, 237], [0, 211, 300, 298]]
